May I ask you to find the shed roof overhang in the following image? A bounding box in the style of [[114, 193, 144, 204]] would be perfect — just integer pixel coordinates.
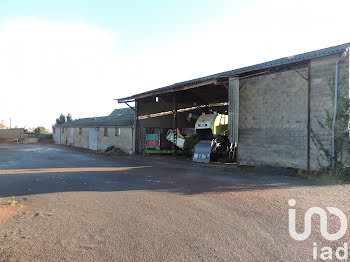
[[117, 78, 227, 103]]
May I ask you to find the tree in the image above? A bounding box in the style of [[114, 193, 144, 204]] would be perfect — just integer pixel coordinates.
[[55, 113, 73, 125], [66, 113, 73, 122], [0, 120, 6, 129], [56, 114, 66, 125], [33, 126, 47, 134]]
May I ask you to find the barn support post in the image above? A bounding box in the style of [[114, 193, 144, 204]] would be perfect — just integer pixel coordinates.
[[173, 94, 177, 156], [134, 100, 140, 154], [307, 62, 311, 170], [228, 77, 240, 161]]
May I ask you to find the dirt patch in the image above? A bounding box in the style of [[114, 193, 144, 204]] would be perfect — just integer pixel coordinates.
[[0, 139, 17, 144], [0, 200, 20, 225], [38, 138, 54, 144]]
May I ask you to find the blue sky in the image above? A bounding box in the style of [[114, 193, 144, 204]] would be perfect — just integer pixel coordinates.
[[0, 0, 244, 49], [0, 0, 349, 129]]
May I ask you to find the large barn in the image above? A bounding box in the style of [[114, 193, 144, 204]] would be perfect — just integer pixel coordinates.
[[118, 42, 350, 170]]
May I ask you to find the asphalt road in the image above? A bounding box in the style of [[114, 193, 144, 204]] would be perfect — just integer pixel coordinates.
[[0, 144, 349, 262]]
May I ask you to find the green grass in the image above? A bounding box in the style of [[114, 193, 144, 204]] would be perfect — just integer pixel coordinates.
[[296, 169, 349, 184], [239, 165, 253, 171]]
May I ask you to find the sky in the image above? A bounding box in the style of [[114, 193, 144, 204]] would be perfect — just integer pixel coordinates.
[[0, 0, 350, 129]]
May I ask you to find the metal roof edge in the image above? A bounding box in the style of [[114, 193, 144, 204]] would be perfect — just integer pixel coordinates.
[[55, 108, 134, 128], [56, 125, 133, 128]]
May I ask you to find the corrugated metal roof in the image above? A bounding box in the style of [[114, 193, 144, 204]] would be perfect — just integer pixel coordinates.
[[118, 42, 350, 102], [57, 108, 134, 127]]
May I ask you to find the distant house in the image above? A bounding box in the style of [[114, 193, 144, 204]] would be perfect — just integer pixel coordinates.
[[53, 108, 135, 154]]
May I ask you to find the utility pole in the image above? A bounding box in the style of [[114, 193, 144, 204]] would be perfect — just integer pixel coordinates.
[[10, 118, 11, 129]]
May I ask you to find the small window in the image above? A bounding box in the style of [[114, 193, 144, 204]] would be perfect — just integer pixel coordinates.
[[62, 128, 64, 134], [115, 127, 120, 136], [104, 128, 108, 136], [53, 128, 55, 134], [79, 128, 82, 135]]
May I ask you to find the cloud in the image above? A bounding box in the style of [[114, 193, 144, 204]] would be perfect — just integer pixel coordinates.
[[0, 18, 121, 128]]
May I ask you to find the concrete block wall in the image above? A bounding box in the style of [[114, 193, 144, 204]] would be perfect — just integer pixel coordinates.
[[309, 54, 349, 169], [239, 54, 349, 169], [0, 128, 24, 140], [239, 68, 309, 168]]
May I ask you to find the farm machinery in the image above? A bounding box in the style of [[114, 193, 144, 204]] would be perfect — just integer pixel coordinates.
[[192, 113, 232, 163], [164, 112, 233, 163]]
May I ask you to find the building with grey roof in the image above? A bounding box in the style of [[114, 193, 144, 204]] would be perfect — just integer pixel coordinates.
[[53, 108, 135, 154]]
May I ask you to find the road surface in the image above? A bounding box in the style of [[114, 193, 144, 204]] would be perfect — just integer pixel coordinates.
[[0, 144, 349, 261]]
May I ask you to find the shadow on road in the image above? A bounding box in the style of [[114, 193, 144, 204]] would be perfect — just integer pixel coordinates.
[[0, 164, 322, 198], [0, 144, 325, 198]]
